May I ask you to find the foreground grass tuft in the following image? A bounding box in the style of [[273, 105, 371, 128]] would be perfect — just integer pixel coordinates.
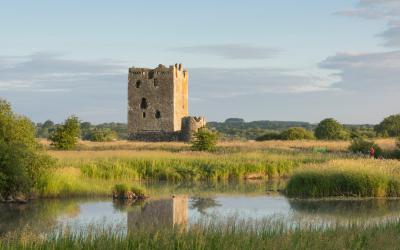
[[3, 219, 400, 250]]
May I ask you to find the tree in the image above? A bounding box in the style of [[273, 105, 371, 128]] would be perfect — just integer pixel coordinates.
[[36, 120, 55, 138], [314, 118, 349, 140], [0, 99, 52, 200], [280, 127, 315, 140], [49, 116, 80, 149], [191, 128, 218, 151], [375, 114, 400, 137], [87, 128, 117, 142], [349, 138, 382, 157]]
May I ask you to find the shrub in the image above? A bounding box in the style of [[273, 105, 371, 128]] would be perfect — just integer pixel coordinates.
[[87, 128, 117, 142], [49, 116, 80, 150], [280, 127, 315, 140], [113, 184, 129, 193], [315, 118, 349, 140], [0, 99, 53, 199], [255, 132, 282, 141], [349, 138, 382, 157], [191, 128, 218, 151], [375, 114, 400, 137], [131, 185, 145, 196]]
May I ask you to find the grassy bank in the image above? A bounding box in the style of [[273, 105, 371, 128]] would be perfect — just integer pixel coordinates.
[[33, 139, 400, 198], [3, 219, 400, 249], [35, 150, 330, 198], [286, 159, 400, 198]]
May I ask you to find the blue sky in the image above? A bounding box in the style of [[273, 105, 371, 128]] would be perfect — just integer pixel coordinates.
[[0, 0, 399, 124]]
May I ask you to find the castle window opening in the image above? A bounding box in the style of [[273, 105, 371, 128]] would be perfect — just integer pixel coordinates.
[[140, 98, 148, 109], [148, 71, 154, 79], [142, 112, 146, 118], [155, 110, 161, 119], [136, 80, 141, 88]]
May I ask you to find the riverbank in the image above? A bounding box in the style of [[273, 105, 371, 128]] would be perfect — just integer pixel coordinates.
[[32, 139, 400, 199]]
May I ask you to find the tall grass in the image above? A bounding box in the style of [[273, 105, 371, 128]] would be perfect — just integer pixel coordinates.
[[53, 151, 329, 182], [3, 219, 400, 250], [286, 159, 400, 198]]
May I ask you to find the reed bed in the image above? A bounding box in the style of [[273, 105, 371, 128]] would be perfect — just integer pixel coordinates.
[[286, 159, 400, 198], [2, 218, 400, 250]]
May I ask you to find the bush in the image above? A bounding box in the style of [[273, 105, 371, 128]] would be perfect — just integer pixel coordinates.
[[113, 184, 129, 193], [131, 185, 145, 196], [315, 118, 349, 140], [191, 128, 218, 151], [87, 128, 117, 142], [280, 127, 315, 140], [0, 99, 52, 199], [49, 116, 80, 149], [349, 138, 382, 157], [255, 132, 282, 141], [375, 114, 400, 137]]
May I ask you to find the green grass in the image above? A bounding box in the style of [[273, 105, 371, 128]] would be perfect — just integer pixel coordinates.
[[33, 150, 330, 198], [3, 219, 400, 249], [34, 148, 400, 198], [286, 170, 400, 198]]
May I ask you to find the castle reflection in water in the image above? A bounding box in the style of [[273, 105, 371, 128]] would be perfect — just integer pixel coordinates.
[[128, 195, 188, 230]]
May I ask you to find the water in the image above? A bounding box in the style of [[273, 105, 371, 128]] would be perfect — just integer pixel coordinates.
[[2, 181, 400, 235]]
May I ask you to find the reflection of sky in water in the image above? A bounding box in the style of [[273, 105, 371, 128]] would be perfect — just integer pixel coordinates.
[[4, 195, 400, 236], [57, 201, 127, 233], [190, 196, 291, 222]]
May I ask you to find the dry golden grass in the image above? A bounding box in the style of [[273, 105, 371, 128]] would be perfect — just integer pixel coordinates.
[[39, 138, 394, 151]]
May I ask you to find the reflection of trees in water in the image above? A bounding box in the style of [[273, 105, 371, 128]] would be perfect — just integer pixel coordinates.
[[112, 199, 146, 212], [0, 200, 80, 236], [142, 180, 283, 197], [289, 199, 400, 219], [190, 196, 221, 214]]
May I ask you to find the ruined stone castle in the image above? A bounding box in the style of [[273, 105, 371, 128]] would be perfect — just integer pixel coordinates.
[[128, 64, 205, 141]]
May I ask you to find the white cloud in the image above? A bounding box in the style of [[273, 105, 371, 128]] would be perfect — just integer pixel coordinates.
[[337, 0, 400, 47], [319, 50, 400, 91]]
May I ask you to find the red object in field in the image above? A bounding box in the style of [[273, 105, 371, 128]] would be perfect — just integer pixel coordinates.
[[369, 147, 375, 158]]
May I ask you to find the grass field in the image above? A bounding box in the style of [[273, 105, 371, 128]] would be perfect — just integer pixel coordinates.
[[35, 139, 400, 198]]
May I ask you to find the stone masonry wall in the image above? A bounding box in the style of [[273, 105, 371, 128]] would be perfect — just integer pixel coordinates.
[[128, 64, 188, 138]]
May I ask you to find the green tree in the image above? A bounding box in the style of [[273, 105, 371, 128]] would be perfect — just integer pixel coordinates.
[[349, 138, 382, 157], [36, 120, 55, 138], [314, 118, 349, 140], [49, 116, 81, 150], [375, 114, 400, 137], [87, 128, 117, 142], [191, 128, 218, 151], [0, 99, 52, 200], [280, 127, 315, 140]]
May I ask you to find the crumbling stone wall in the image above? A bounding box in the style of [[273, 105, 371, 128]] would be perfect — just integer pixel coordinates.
[[181, 116, 206, 142]]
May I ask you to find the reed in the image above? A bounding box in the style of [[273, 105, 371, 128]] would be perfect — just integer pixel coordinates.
[[286, 159, 400, 198], [2, 218, 400, 250]]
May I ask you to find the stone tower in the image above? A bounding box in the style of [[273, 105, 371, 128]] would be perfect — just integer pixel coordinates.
[[128, 64, 189, 141]]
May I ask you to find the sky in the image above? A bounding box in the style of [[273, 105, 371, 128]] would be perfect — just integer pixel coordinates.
[[0, 0, 399, 124]]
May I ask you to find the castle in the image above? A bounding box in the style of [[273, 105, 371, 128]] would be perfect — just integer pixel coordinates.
[[128, 64, 205, 141]]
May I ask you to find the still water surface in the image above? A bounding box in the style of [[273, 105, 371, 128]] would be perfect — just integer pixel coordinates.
[[1, 181, 400, 235]]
